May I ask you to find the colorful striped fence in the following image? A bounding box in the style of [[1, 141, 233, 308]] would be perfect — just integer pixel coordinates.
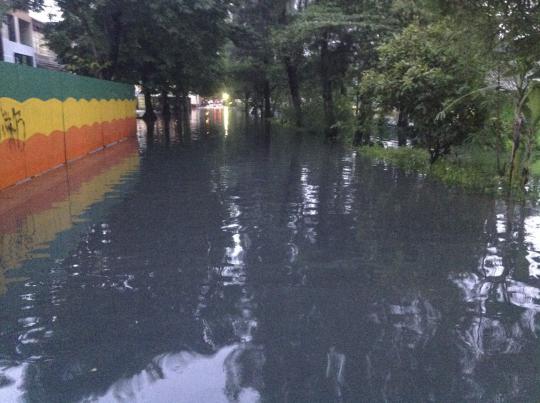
[[0, 62, 137, 191]]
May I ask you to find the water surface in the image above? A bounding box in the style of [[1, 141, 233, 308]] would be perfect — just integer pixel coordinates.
[[0, 109, 539, 402]]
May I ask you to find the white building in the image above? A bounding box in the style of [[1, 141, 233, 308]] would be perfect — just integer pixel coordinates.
[[1, 10, 36, 66]]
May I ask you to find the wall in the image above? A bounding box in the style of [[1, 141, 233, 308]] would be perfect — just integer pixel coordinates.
[[0, 61, 137, 190]]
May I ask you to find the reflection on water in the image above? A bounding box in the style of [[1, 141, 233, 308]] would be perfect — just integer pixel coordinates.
[[0, 140, 140, 294], [0, 109, 539, 402], [224, 107, 230, 137], [98, 345, 241, 403]]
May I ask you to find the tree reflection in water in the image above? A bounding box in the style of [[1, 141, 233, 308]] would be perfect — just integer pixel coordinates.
[[449, 201, 540, 401]]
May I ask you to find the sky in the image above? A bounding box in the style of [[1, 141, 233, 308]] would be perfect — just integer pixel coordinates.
[[29, 0, 62, 22]]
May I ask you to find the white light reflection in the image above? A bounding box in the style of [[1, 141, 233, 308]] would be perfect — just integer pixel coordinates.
[[223, 106, 229, 137], [219, 191, 250, 286], [525, 214, 540, 278], [0, 364, 27, 402], [226, 233, 245, 267], [300, 167, 319, 244], [340, 153, 357, 215], [93, 345, 263, 403]]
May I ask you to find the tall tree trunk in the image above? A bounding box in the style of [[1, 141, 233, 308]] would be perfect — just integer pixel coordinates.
[[107, 10, 123, 79], [146, 118, 155, 139], [520, 125, 535, 187], [161, 90, 171, 120], [496, 134, 504, 176], [353, 131, 361, 146], [278, 6, 302, 127], [362, 126, 371, 146], [354, 97, 371, 146], [143, 87, 156, 122], [263, 79, 273, 119], [508, 111, 524, 188], [320, 33, 337, 140], [181, 102, 191, 142], [397, 111, 408, 147], [284, 56, 303, 127], [175, 90, 183, 118], [495, 68, 504, 176], [184, 94, 191, 114], [163, 116, 170, 141], [182, 93, 191, 123]]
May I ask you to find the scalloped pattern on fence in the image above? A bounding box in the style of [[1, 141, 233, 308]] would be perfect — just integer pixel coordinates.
[[0, 62, 137, 190]]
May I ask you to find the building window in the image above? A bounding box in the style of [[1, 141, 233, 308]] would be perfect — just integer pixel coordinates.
[[3, 14, 16, 42], [14, 53, 33, 66], [18, 19, 32, 46]]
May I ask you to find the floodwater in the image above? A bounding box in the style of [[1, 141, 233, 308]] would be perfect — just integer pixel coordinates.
[[0, 108, 539, 403]]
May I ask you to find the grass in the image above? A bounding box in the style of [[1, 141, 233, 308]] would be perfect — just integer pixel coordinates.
[[359, 145, 510, 196]]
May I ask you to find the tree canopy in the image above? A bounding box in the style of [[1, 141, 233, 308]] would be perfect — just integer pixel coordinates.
[[46, 1, 228, 101]]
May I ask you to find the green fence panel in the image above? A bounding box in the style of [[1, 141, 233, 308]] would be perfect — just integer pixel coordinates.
[[0, 61, 134, 101]]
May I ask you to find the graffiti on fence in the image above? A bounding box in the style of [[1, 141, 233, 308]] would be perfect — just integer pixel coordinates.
[[0, 103, 26, 147]]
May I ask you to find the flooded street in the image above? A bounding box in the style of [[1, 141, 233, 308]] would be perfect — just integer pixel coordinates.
[[0, 109, 539, 402]]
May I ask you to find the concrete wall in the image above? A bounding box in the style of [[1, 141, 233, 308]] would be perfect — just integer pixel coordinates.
[[0, 62, 137, 191]]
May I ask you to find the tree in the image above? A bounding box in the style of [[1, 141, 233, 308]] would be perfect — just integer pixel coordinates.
[[227, 0, 287, 120], [47, 0, 229, 122], [271, 1, 395, 138], [271, 0, 321, 128], [441, 1, 540, 185], [364, 21, 488, 162]]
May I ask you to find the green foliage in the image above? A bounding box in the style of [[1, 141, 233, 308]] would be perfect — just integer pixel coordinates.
[[363, 20, 488, 160], [360, 146, 430, 172], [438, 1, 540, 187], [272, 2, 393, 49]]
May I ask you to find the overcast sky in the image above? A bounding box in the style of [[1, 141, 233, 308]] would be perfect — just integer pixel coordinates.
[[29, 0, 62, 22]]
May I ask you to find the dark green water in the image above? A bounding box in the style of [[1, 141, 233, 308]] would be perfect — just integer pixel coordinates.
[[0, 109, 539, 402]]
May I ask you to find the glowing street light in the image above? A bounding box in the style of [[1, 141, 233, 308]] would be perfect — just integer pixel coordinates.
[[222, 92, 230, 102]]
